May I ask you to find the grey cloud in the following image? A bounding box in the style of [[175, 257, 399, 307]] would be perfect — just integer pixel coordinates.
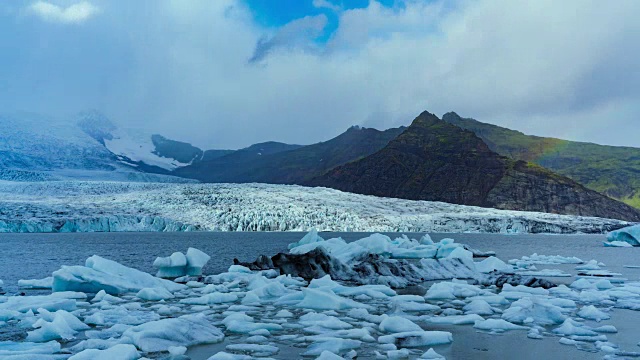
[[248, 14, 328, 63], [1, 0, 640, 150]]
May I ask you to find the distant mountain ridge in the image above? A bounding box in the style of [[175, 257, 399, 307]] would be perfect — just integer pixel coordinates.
[[4, 109, 640, 222], [310, 111, 640, 222], [174, 125, 405, 184], [442, 112, 640, 208]]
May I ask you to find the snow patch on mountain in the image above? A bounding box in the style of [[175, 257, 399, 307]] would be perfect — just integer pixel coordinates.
[[0, 111, 201, 181], [0, 181, 631, 233], [104, 129, 194, 171]]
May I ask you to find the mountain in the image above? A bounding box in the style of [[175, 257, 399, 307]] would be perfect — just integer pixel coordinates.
[[175, 125, 405, 184], [77, 111, 204, 173], [442, 112, 640, 208], [0, 111, 197, 182], [310, 111, 640, 222]]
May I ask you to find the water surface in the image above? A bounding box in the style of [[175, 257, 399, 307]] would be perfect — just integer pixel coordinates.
[[1, 232, 639, 359]]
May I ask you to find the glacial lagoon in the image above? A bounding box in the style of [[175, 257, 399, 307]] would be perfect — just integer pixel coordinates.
[[1, 232, 639, 359]]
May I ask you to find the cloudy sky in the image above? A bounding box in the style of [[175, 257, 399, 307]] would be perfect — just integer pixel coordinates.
[[1, 0, 639, 149]]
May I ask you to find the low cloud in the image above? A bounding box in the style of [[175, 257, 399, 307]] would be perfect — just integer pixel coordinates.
[[28, 1, 99, 24]]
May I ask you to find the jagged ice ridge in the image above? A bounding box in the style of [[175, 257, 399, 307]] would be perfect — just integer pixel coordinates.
[[0, 181, 632, 233]]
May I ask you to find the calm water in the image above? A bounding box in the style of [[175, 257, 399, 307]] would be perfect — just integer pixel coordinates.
[[1, 232, 639, 359]]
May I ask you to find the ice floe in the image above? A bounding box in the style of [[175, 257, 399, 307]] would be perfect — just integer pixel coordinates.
[[2, 230, 640, 359]]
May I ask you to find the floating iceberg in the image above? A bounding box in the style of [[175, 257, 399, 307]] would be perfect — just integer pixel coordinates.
[[476, 256, 512, 273], [18, 277, 54, 289], [0, 294, 77, 314], [604, 240, 633, 247], [378, 331, 453, 347], [153, 247, 211, 278], [606, 224, 640, 246], [473, 319, 527, 332], [502, 297, 567, 325], [68, 344, 140, 360], [52, 255, 186, 294], [27, 309, 90, 342], [121, 313, 224, 352], [0, 340, 62, 357]]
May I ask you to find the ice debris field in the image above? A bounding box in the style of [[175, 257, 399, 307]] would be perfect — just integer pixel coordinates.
[[0, 181, 632, 234], [1, 227, 640, 359]]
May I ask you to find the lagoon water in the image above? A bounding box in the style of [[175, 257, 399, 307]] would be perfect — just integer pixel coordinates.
[[1, 232, 639, 359]]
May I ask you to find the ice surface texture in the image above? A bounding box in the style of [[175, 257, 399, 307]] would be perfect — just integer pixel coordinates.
[[606, 224, 640, 246], [153, 248, 211, 278], [3, 230, 639, 359], [0, 181, 631, 233]]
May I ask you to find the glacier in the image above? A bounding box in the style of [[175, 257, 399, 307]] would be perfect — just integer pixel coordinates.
[[0, 111, 199, 183], [0, 181, 633, 233]]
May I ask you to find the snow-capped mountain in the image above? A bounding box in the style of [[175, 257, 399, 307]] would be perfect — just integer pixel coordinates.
[[0, 111, 200, 182], [78, 111, 203, 172]]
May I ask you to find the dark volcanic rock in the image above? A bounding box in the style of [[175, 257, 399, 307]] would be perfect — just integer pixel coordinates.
[[235, 248, 349, 280], [235, 247, 556, 289], [476, 272, 557, 289], [236, 247, 477, 287], [309, 111, 640, 222]]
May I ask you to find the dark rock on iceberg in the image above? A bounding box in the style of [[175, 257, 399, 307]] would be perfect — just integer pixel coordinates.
[[236, 247, 553, 289], [476, 272, 557, 289]]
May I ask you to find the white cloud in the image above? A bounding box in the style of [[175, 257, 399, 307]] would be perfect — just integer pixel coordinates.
[[312, 0, 341, 12], [4, 0, 640, 149], [28, 1, 99, 24]]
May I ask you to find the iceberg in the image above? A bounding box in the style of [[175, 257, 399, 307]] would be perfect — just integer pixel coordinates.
[[604, 240, 633, 247], [186, 247, 211, 276], [421, 348, 445, 359], [501, 297, 566, 325], [121, 313, 224, 352], [379, 316, 423, 333], [68, 344, 140, 360], [26, 309, 90, 343], [136, 287, 175, 301], [18, 277, 54, 289], [577, 305, 610, 322], [153, 251, 187, 278], [222, 313, 283, 334], [52, 255, 186, 294], [473, 319, 527, 332], [0, 294, 76, 314], [378, 331, 453, 348], [606, 224, 640, 246], [476, 256, 512, 273], [153, 247, 211, 278], [0, 340, 62, 357], [288, 228, 324, 249], [239, 231, 480, 288], [296, 288, 372, 311]]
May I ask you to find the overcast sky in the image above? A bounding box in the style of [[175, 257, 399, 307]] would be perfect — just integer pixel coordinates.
[[1, 0, 639, 149]]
